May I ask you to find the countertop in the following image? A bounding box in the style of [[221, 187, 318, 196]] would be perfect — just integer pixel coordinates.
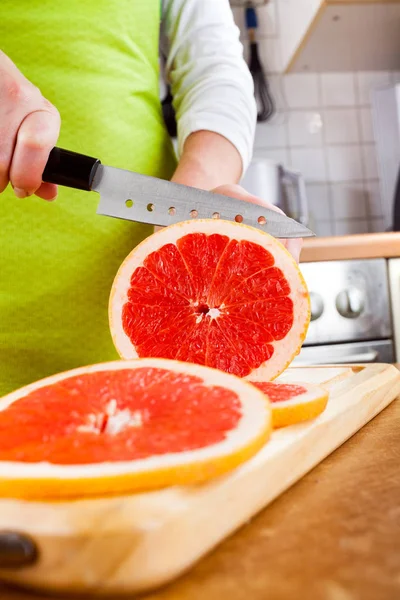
[[300, 232, 400, 263], [1, 368, 400, 600]]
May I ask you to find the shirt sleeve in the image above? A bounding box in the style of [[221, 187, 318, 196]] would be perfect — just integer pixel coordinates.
[[161, 0, 257, 175]]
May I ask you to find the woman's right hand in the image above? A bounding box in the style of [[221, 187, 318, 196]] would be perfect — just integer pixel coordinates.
[[0, 50, 60, 200]]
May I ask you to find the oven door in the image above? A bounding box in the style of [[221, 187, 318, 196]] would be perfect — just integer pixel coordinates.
[[293, 340, 395, 366]]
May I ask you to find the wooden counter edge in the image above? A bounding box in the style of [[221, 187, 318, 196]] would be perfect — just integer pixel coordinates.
[[300, 232, 400, 263]]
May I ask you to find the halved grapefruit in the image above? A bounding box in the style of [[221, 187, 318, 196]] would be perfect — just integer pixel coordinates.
[[247, 380, 329, 428], [0, 359, 271, 500], [109, 220, 310, 380]]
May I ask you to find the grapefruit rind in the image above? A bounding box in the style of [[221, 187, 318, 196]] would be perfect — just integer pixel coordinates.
[[248, 380, 329, 428], [109, 219, 310, 381], [0, 359, 272, 500]]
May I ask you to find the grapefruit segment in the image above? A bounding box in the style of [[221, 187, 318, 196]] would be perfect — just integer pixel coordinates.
[[0, 359, 271, 499], [110, 220, 310, 380], [248, 380, 329, 428], [177, 232, 229, 301]]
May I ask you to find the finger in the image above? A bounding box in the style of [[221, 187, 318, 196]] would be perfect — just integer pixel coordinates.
[[0, 59, 26, 192], [285, 238, 303, 264], [34, 182, 58, 201], [0, 125, 16, 194], [10, 108, 60, 197], [0, 60, 47, 194], [213, 184, 303, 263]]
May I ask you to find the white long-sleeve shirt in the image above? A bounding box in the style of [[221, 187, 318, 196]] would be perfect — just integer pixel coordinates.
[[161, 0, 256, 174]]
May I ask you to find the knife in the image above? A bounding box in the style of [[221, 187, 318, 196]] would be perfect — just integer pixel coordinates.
[[42, 147, 314, 239]]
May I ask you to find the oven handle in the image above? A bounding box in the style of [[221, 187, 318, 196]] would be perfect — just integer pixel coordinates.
[[298, 350, 379, 365]]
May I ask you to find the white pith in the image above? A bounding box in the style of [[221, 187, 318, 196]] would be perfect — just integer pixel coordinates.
[[76, 400, 146, 435], [0, 358, 271, 480], [109, 220, 310, 380]]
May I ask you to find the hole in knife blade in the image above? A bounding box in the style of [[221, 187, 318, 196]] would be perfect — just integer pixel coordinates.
[[168, 207, 176, 216], [190, 209, 198, 218], [235, 214, 243, 223], [147, 203, 155, 212], [125, 199, 134, 208], [212, 212, 220, 219], [258, 216, 267, 225]]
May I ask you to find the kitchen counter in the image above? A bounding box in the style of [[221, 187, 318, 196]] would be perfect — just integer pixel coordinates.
[[1, 369, 400, 600], [300, 232, 400, 263]]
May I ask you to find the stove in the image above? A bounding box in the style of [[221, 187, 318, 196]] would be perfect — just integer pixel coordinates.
[[294, 258, 394, 365]]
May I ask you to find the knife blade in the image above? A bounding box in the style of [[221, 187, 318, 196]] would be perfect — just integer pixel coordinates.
[[43, 147, 314, 239]]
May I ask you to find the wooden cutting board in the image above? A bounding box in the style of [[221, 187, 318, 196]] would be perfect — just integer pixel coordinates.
[[0, 364, 399, 597]]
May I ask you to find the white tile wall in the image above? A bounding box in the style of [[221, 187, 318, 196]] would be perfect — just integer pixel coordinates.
[[324, 109, 360, 145], [313, 220, 334, 237], [254, 112, 287, 149], [335, 219, 370, 236], [283, 74, 320, 108], [233, 0, 398, 236], [305, 183, 331, 220], [356, 72, 391, 105], [287, 111, 323, 146], [320, 73, 357, 107], [365, 180, 384, 217], [359, 107, 375, 143], [290, 148, 327, 182], [326, 146, 363, 182], [361, 144, 380, 180], [330, 183, 367, 219], [369, 217, 386, 233]]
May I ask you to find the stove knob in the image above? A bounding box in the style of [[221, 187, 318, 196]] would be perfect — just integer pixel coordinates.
[[309, 292, 324, 321], [336, 287, 365, 319]]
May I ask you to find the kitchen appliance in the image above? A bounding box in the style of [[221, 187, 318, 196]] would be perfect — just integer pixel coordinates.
[[371, 83, 400, 231], [393, 165, 400, 231], [241, 158, 309, 225], [389, 258, 400, 363], [42, 147, 313, 238], [295, 258, 395, 365], [1, 364, 399, 595]]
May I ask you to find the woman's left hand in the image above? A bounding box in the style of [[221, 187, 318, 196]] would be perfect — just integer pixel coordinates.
[[212, 184, 303, 263]]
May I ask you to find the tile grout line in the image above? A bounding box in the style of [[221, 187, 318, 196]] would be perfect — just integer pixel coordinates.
[[316, 72, 336, 236], [354, 71, 373, 232]]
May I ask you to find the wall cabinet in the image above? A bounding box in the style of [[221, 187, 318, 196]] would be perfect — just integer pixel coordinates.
[[279, 0, 400, 73]]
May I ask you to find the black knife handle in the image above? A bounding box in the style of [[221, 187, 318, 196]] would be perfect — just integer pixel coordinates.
[[42, 147, 101, 191]]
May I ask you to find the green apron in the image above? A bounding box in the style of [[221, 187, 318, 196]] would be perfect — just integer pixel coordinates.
[[0, 1, 176, 395]]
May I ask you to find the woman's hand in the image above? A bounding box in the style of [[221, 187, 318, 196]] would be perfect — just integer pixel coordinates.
[[0, 50, 60, 200], [171, 133, 302, 263], [212, 184, 303, 263]]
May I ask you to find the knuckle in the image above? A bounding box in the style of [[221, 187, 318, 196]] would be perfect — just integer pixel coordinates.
[[18, 116, 58, 151], [4, 78, 34, 106], [18, 129, 48, 152], [5, 78, 25, 102]]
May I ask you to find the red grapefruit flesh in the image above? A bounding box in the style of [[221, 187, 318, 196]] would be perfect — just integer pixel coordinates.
[[248, 380, 329, 428], [109, 220, 310, 380], [0, 359, 271, 499]]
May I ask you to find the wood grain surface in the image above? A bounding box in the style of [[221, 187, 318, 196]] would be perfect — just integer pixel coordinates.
[[300, 232, 400, 263], [1, 366, 399, 600]]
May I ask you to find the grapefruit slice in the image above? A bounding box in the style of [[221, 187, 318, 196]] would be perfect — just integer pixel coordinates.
[[275, 366, 353, 388], [109, 220, 310, 380], [0, 359, 271, 500], [248, 380, 329, 428]]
